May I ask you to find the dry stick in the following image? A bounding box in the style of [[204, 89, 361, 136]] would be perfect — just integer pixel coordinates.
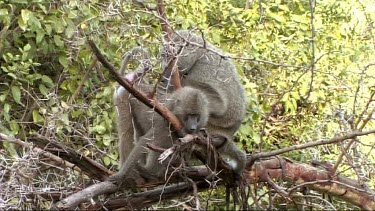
[[28, 134, 112, 181], [87, 40, 183, 131], [333, 93, 375, 174], [356, 91, 375, 129], [0, 133, 82, 174], [156, 0, 182, 90], [248, 129, 375, 167]]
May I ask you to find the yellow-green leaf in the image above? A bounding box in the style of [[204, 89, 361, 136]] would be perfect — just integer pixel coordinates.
[[21, 9, 31, 23], [0, 9, 9, 17], [11, 86, 21, 104], [54, 35, 64, 47], [41, 75, 54, 87], [103, 156, 111, 166], [59, 56, 69, 68], [39, 84, 48, 96], [18, 18, 27, 31], [32, 110, 43, 123]]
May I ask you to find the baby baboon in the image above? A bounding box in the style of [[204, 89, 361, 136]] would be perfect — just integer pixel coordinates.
[[111, 86, 209, 182]]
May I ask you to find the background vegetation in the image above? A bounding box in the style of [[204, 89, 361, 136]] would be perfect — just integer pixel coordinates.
[[0, 0, 374, 209]]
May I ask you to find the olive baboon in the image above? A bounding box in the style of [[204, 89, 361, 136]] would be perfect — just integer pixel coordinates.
[[112, 86, 209, 182], [111, 30, 246, 184], [164, 30, 247, 174]]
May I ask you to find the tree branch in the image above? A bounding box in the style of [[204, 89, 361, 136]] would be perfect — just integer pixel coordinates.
[[27, 134, 112, 181], [156, 0, 182, 89], [0, 133, 83, 175], [87, 39, 183, 131], [248, 129, 375, 167]]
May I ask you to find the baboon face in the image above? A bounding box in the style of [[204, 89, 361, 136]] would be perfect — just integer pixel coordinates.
[[183, 113, 203, 134], [168, 87, 209, 135]]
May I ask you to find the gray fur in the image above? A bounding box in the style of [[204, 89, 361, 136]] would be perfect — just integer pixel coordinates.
[[166, 30, 247, 174], [112, 30, 247, 184], [112, 86, 209, 181]]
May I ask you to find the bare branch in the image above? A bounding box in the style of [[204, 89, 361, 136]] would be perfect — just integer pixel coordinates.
[[248, 129, 375, 166], [87, 39, 183, 131], [55, 156, 375, 210], [0, 133, 82, 174], [27, 134, 112, 181]]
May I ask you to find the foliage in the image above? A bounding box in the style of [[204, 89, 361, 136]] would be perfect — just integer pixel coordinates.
[[0, 0, 374, 209]]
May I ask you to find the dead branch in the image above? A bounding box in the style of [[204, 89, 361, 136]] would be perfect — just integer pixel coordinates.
[[27, 134, 112, 181], [54, 133, 233, 210], [55, 155, 375, 210], [86, 181, 211, 210], [247, 157, 375, 210], [248, 129, 375, 167], [0, 133, 82, 174], [54, 166, 211, 209], [54, 128, 375, 209]]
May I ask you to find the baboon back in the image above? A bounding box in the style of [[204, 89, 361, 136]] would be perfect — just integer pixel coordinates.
[[171, 30, 246, 143]]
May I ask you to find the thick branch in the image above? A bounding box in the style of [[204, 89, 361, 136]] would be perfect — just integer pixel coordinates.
[[86, 181, 211, 210], [87, 39, 183, 131], [56, 156, 375, 210], [27, 134, 112, 181], [54, 181, 119, 210], [247, 158, 375, 210]]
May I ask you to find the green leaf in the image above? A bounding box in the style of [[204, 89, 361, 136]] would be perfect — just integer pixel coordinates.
[[18, 18, 27, 31], [61, 113, 70, 125], [41, 75, 54, 87], [11, 86, 21, 104], [0, 94, 6, 102], [21, 9, 31, 23], [252, 132, 261, 144], [0, 9, 8, 16], [103, 135, 112, 146], [39, 84, 48, 96], [54, 35, 64, 47], [59, 56, 69, 68], [103, 156, 111, 166], [45, 24, 52, 35], [4, 103, 10, 114], [10, 0, 28, 3], [32, 110, 43, 123], [268, 12, 285, 23], [102, 87, 112, 97], [7, 73, 17, 79], [10, 121, 20, 134], [36, 29, 45, 44], [91, 125, 106, 134], [278, 5, 289, 12]]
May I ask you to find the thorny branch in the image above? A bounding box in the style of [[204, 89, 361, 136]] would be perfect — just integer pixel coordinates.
[[87, 39, 183, 131]]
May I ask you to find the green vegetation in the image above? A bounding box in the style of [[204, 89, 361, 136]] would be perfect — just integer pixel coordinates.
[[0, 0, 374, 209]]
